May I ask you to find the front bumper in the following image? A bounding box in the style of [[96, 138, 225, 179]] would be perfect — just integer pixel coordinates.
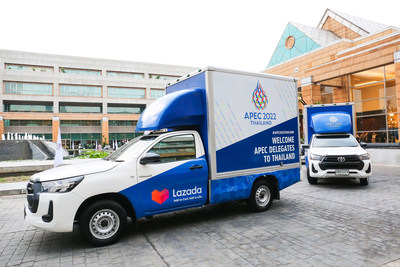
[[308, 159, 372, 179], [25, 192, 84, 232]]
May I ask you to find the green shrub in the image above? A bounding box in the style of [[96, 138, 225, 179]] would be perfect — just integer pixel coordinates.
[[78, 150, 109, 159]]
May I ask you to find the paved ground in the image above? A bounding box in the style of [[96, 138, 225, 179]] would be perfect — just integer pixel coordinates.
[[1, 165, 400, 267]]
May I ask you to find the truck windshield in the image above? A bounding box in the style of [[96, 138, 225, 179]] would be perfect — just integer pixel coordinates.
[[312, 135, 359, 147], [104, 135, 158, 161]]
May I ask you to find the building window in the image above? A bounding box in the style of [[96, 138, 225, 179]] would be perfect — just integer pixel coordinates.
[[107, 87, 145, 99], [150, 88, 165, 99], [109, 120, 137, 126], [4, 120, 52, 126], [60, 104, 102, 113], [60, 84, 102, 97], [59, 67, 101, 76], [107, 106, 143, 114], [107, 71, 144, 78], [61, 120, 101, 126], [5, 63, 53, 73], [350, 65, 398, 143], [4, 81, 53, 96], [61, 133, 101, 149], [4, 103, 53, 113], [149, 74, 180, 81], [320, 86, 333, 104]]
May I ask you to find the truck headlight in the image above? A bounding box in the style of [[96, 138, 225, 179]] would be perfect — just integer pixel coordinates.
[[309, 154, 323, 161], [41, 176, 84, 193], [358, 153, 370, 160]]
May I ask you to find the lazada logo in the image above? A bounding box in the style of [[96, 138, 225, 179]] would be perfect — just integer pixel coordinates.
[[152, 189, 169, 204]]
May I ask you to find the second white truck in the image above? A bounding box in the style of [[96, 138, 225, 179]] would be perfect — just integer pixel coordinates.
[[303, 103, 372, 185]]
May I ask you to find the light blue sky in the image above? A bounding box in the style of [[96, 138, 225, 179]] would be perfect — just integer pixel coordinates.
[[1, 0, 399, 72]]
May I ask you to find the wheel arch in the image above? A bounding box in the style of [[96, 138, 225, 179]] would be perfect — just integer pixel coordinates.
[[253, 175, 280, 200], [74, 193, 136, 222]]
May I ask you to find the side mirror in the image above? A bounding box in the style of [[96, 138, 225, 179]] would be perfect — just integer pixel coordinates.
[[140, 152, 161, 164], [302, 144, 309, 149], [360, 142, 367, 148]]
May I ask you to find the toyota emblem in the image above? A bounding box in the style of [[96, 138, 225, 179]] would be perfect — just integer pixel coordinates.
[[337, 157, 345, 162]]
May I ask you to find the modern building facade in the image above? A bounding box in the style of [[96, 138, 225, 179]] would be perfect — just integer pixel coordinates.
[[0, 49, 196, 148], [264, 9, 400, 144]]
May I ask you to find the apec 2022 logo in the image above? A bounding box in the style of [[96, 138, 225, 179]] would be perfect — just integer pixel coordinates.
[[244, 81, 277, 125]]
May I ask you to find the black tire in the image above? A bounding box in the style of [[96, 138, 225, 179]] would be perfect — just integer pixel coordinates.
[[307, 167, 318, 185], [79, 200, 127, 247], [248, 180, 273, 212], [360, 178, 369, 186]]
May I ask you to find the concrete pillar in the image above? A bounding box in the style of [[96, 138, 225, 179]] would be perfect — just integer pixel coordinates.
[[300, 77, 321, 106], [333, 76, 350, 103], [53, 82, 59, 113], [146, 87, 151, 100], [0, 116, 4, 140], [394, 51, 400, 142], [102, 117, 109, 145], [52, 116, 60, 142], [102, 85, 107, 114]]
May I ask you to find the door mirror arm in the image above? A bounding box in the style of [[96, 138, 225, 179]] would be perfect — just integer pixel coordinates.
[[140, 152, 161, 164]]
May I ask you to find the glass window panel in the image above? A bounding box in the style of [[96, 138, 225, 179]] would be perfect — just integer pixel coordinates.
[[356, 115, 386, 131], [148, 134, 196, 163], [60, 68, 101, 76], [149, 74, 180, 81], [355, 99, 385, 116], [350, 67, 384, 87], [352, 82, 384, 102], [107, 106, 143, 114], [60, 105, 101, 113], [385, 64, 396, 80], [388, 131, 399, 143], [4, 104, 53, 113], [386, 80, 396, 96], [60, 85, 101, 97], [5, 64, 53, 72], [386, 96, 397, 113], [108, 87, 145, 99], [106, 71, 144, 78], [387, 113, 399, 131], [150, 89, 166, 99], [4, 82, 52, 96], [4, 120, 10, 126], [356, 131, 387, 143]]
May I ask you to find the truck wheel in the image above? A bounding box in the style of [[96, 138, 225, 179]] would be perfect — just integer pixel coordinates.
[[360, 178, 369, 186], [307, 168, 318, 185], [248, 180, 273, 212], [80, 200, 127, 246]]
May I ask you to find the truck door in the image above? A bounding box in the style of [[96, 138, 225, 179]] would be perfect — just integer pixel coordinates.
[[136, 132, 208, 215]]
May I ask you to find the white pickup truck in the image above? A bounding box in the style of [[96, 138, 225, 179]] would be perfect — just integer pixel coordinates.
[[302, 103, 372, 185], [304, 133, 371, 185]]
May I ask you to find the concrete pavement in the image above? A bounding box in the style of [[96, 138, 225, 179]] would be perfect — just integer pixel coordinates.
[[1, 165, 400, 266]]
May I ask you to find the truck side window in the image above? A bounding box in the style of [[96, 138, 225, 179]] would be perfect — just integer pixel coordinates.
[[148, 134, 196, 163]]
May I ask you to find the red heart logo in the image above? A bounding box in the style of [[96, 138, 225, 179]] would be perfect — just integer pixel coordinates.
[[152, 189, 169, 204]]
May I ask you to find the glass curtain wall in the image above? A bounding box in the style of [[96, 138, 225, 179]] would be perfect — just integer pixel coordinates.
[[350, 64, 398, 143]]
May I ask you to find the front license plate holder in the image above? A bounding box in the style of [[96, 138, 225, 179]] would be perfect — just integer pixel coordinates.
[[336, 169, 349, 176]]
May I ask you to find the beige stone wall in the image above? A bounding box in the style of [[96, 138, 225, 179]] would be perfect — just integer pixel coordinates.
[[265, 28, 400, 112], [0, 120, 4, 140], [102, 119, 109, 145], [321, 17, 361, 40], [52, 119, 60, 142]]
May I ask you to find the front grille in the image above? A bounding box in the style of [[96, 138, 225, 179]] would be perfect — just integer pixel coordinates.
[[319, 155, 364, 170], [27, 181, 41, 213]]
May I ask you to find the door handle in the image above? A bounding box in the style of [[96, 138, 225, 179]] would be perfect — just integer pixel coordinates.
[[190, 165, 203, 170]]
